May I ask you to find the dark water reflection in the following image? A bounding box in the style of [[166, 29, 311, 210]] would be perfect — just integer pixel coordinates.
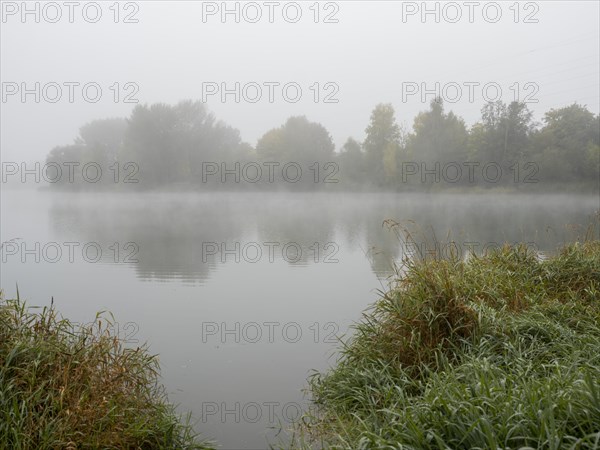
[[43, 192, 600, 281]]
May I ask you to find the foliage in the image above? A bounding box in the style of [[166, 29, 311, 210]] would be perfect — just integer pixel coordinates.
[[363, 103, 402, 185], [43, 99, 600, 191]]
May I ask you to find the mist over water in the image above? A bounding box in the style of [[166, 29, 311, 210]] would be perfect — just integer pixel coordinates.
[[2, 1, 599, 448], [1, 189, 597, 448]]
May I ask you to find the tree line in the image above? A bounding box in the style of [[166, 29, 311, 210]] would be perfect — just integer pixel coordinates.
[[45, 98, 599, 191]]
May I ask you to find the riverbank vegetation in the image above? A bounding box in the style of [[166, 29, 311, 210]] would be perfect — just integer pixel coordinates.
[[36, 98, 599, 192], [0, 292, 214, 450], [294, 234, 600, 448]]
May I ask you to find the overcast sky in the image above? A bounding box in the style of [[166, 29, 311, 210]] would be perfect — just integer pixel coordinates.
[[1, 0, 599, 163]]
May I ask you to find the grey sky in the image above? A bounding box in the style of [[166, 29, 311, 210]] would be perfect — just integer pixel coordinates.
[[1, 0, 599, 163]]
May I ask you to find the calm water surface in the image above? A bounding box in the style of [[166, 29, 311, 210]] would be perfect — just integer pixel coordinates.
[[1, 190, 598, 449]]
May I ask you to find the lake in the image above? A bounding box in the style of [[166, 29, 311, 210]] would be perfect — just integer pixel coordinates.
[[1, 190, 598, 449]]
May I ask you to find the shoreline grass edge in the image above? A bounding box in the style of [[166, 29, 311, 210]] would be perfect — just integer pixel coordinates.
[[291, 239, 600, 449], [0, 292, 215, 450]]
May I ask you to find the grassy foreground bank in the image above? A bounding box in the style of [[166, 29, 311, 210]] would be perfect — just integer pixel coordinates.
[[296, 240, 600, 449], [0, 293, 214, 449]]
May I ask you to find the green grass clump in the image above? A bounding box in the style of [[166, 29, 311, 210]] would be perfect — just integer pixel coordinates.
[[297, 240, 600, 449], [0, 293, 214, 450]]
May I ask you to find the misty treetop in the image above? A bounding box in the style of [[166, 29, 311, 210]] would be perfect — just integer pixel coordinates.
[[44, 98, 599, 191], [339, 99, 598, 189], [256, 116, 335, 163]]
